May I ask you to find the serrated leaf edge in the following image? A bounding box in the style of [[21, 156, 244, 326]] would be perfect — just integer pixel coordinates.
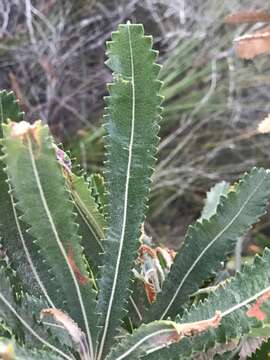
[[160, 169, 270, 320]]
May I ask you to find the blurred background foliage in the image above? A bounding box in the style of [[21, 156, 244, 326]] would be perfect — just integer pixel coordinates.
[[1, 0, 270, 251]]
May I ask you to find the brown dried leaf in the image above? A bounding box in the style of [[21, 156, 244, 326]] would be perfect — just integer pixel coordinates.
[[177, 311, 222, 339], [9, 120, 42, 147], [234, 26, 270, 59], [67, 244, 89, 285], [40, 308, 90, 358], [225, 10, 270, 25]]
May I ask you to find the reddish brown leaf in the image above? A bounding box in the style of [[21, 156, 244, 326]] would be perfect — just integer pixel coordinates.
[[139, 244, 157, 259], [143, 311, 222, 352], [225, 10, 270, 25], [67, 244, 89, 285], [246, 289, 270, 321], [144, 282, 156, 304], [178, 311, 222, 339], [234, 26, 270, 59], [40, 308, 90, 358], [137, 244, 176, 304]]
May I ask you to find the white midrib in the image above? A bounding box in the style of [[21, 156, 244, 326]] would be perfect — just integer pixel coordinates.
[[73, 198, 104, 252], [221, 284, 270, 317], [72, 189, 105, 245], [115, 328, 176, 360], [9, 188, 55, 308], [160, 174, 267, 320], [97, 24, 136, 360], [27, 138, 94, 360], [0, 292, 73, 360], [115, 285, 270, 360]]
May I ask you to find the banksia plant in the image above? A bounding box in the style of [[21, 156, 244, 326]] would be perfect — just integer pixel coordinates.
[[1, 23, 270, 360]]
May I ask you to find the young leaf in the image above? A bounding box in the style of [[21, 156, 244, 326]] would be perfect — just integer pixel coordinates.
[[144, 248, 270, 360], [68, 172, 106, 271], [68, 173, 106, 242], [97, 22, 162, 358], [89, 173, 108, 216], [2, 121, 97, 359], [146, 168, 270, 322]]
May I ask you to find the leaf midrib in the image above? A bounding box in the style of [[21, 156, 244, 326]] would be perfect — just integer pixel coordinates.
[[71, 189, 105, 248], [115, 284, 270, 360], [9, 187, 55, 308], [160, 172, 267, 319], [97, 23, 136, 360], [26, 137, 94, 359], [115, 329, 175, 360], [0, 292, 72, 360]]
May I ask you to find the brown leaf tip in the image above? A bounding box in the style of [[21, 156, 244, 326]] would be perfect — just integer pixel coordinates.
[[67, 244, 89, 285], [9, 120, 41, 146], [234, 27, 270, 59], [178, 310, 222, 339]]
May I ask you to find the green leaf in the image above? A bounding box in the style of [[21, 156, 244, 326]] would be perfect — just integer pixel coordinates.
[[96, 22, 162, 358], [143, 248, 270, 360], [0, 91, 45, 297], [2, 121, 97, 359], [127, 279, 149, 328], [106, 311, 222, 360], [89, 173, 108, 216], [69, 173, 106, 241], [0, 266, 59, 351], [0, 266, 22, 338], [145, 168, 270, 322], [68, 172, 106, 272], [200, 181, 230, 221], [106, 320, 182, 360]]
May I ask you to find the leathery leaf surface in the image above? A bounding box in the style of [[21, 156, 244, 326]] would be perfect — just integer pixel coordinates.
[[0, 91, 53, 297], [143, 249, 270, 359], [68, 172, 106, 272], [2, 122, 98, 359], [145, 168, 270, 322], [96, 23, 162, 358]]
